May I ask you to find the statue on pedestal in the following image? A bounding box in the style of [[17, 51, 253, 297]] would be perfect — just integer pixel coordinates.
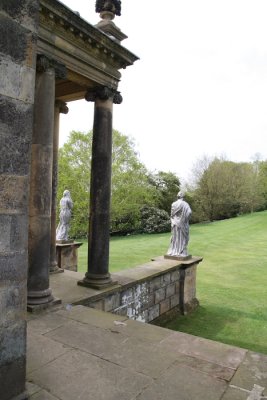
[[56, 190, 73, 242], [166, 191, 192, 258]]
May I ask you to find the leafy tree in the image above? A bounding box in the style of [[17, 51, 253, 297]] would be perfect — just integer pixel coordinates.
[[148, 171, 181, 213], [57, 130, 157, 237], [190, 156, 267, 222]]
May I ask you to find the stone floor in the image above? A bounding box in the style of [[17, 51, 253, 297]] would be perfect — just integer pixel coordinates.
[[27, 302, 267, 400]]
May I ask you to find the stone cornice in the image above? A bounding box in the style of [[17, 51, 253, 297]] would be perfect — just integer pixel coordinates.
[[39, 0, 138, 70]]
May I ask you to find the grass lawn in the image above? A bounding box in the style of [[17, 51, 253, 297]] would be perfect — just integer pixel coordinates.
[[77, 210, 267, 354]]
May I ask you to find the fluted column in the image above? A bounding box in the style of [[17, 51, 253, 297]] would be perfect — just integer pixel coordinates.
[[27, 55, 65, 309], [78, 87, 122, 289], [50, 100, 69, 274]]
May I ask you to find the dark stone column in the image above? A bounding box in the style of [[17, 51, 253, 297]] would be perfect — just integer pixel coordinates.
[[50, 100, 69, 274], [78, 87, 122, 289], [27, 56, 61, 309]]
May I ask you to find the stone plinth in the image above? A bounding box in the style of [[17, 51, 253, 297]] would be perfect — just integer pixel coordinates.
[[56, 242, 83, 272]]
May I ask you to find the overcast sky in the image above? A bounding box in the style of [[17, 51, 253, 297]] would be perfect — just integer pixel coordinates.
[[59, 0, 267, 183]]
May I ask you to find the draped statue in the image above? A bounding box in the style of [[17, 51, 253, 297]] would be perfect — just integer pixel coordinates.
[[166, 191, 192, 257], [56, 190, 73, 241]]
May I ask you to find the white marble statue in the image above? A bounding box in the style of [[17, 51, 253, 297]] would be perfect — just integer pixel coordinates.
[[56, 190, 73, 241], [167, 191, 192, 257]]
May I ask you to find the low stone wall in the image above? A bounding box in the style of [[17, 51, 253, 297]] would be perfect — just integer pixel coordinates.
[[74, 256, 203, 324]]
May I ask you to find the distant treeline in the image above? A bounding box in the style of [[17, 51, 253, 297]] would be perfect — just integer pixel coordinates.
[[58, 131, 267, 237]]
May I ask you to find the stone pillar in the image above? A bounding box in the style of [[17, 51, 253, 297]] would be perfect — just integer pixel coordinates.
[[0, 2, 39, 399], [27, 56, 61, 310], [78, 87, 122, 289], [50, 100, 69, 274]]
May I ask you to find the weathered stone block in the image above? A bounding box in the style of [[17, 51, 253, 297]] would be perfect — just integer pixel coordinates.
[[112, 305, 128, 317], [166, 283, 176, 298], [0, 215, 28, 252], [0, 175, 28, 213], [175, 280, 180, 293], [149, 276, 161, 292], [0, 252, 27, 283], [0, 135, 31, 175], [161, 272, 171, 287], [160, 298, 170, 315], [184, 265, 197, 304], [0, 60, 36, 103], [154, 288, 166, 304], [0, 321, 26, 366], [0, 97, 33, 139], [0, 283, 26, 327], [0, 0, 39, 32], [0, 356, 26, 400], [148, 304, 160, 322], [88, 299, 104, 311], [104, 292, 120, 312], [170, 294, 180, 308], [0, 15, 28, 64], [170, 269, 179, 282], [121, 288, 134, 305]]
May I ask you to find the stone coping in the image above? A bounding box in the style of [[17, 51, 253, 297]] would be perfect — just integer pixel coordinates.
[[50, 256, 203, 306], [56, 241, 83, 247]]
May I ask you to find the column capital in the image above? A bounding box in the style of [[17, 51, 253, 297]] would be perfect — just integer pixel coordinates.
[[85, 86, 123, 104], [55, 100, 69, 114], [36, 54, 67, 79]]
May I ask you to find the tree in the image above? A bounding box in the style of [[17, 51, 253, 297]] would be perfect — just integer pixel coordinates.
[[190, 156, 267, 222], [57, 130, 157, 237], [148, 171, 181, 213]]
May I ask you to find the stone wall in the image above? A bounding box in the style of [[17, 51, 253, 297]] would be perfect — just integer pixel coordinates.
[[0, 1, 39, 399], [75, 256, 202, 324]]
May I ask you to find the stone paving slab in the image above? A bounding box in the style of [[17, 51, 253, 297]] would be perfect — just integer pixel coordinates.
[[57, 305, 172, 343], [169, 353, 236, 381], [56, 304, 128, 329], [230, 351, 267, 396], [136, 360, 227, 400], [27, 312, 69, 335], [28, 349, 152, 400], [27, 331, 71, 374], [26, 305, 267, 400], [44, 318, 177, 378], [158, 330, 247, 369]]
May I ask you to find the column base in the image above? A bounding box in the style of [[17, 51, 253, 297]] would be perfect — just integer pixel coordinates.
[[49, 261, 64, 274], [27, 288, 62, 313], [27, 297, 62, 313], [78, 272, 118, 290]]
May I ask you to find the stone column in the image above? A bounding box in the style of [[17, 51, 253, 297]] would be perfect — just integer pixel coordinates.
[[78, 87, 122, 289], [27, 56, 62, 309], [50, 100, 69, 274]]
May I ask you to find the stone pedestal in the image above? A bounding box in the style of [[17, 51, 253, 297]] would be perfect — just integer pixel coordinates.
[[56, 242, 83, 271]]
